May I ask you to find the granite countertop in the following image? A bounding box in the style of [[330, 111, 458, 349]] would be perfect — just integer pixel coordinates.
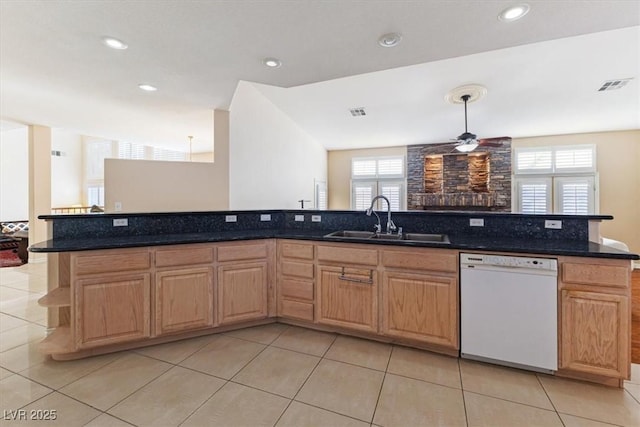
[[29, 228, 639, 260]]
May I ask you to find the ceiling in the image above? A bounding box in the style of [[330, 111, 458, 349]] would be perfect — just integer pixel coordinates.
[[1, 1, 638, 153]]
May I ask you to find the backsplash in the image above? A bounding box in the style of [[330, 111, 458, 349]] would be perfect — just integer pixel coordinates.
[[42, 209, 605, 242]]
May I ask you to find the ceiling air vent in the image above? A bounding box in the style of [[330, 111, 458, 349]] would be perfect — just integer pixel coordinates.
[[597, 78, 633, 91], [349, 107, 367, 117]]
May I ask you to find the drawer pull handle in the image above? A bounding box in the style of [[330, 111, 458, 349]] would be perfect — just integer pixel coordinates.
[[338, 267, 373, 285]]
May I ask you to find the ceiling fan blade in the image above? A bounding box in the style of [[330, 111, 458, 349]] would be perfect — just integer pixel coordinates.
[[478, 136, 511, 146]]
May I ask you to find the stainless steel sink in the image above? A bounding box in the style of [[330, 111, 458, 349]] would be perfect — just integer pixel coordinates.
[[369, 233, 403, 240], [403, 233, 451, 244], [324, 230, 450, 244], [324, 230, 376, 239]]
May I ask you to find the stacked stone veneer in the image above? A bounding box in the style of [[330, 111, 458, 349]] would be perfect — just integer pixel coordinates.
[[407, 141, 511, 211]]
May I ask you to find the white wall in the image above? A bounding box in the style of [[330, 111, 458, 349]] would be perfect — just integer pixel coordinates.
[[0, 126, 29, 221], [229, 81, 327, 209], [51, 129, 83, 207]]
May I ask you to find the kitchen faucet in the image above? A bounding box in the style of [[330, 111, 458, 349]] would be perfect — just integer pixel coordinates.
[[366, 195, 397, 234]]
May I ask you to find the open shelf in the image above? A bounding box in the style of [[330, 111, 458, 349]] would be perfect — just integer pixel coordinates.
[[38, 326, 72, 354], [37, 287, 70, 308]]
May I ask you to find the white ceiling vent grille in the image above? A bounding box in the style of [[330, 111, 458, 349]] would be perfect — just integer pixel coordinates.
[[349, 107, 367, 117], [597, 78, 633, 91]]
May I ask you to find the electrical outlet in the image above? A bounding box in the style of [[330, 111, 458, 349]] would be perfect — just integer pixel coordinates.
[[294, 215, 305, 222], [545, 220, 562, 229], [260, 214, 271, 221], [311, 215, 321, 222], [114, 202, 122, 212], [470, 218, 484, 227], [225, 215, 237, 223], [113, 218, 128, 227]]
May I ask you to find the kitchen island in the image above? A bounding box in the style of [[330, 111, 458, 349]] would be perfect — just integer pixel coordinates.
[[31, 210, 638, 387]]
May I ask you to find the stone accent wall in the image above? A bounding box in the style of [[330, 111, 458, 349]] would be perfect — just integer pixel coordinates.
[[407, 141, 511, 211]]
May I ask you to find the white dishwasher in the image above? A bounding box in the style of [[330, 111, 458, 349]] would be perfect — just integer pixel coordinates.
[[460, 253, 558, 373]]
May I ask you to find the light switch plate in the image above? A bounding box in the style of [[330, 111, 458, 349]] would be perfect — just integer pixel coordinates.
[[260, 214, 271, 221], [294, 215, 305, 222], [225, 215, 237, 223], [545, 220, 562, 229], [311, 215, 321, 222], [470, 218, 484, 227], [113, 218, 128, 227]]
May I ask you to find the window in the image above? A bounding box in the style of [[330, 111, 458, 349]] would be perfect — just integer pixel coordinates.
[[513, 145, 597, 214], [152, 146, 187, 161], [84, 140, 114, 207], [87, 185, 104, 207], [351, 156, 405, 211], [118, 142, 146, 159], [315, 180, 327, 210]]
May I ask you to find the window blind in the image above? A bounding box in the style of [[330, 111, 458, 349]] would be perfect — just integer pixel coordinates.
[[554, 177, 594, 215], [517, 180, 551, 214], [352, 182, 376, 211], [555, 148, 594, 170]]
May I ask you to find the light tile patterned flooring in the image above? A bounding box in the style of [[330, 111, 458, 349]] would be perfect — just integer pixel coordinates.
[[1, 262, 639, 426]]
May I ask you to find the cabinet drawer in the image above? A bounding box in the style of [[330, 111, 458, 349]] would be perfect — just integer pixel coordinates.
[[280, 242, 314, 260], [562, 262, 629, 288], [73, 250, 151, 275], [156, 246, 214, 268], [281, 300, 314, 321], [382, 249, 457, 273], [281, 261, 314, 279], [316, 245, 378, 266], [217, 242, 268, 262], [280, 278, 314, 301]]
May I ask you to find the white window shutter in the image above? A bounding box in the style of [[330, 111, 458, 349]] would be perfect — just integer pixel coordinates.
[[379, 181, 404, 211], [554, 176, 595, 214], [377, 157, 404, 178], [315, 181, 327, 210], [516, 178, 551, 214], [515, 149, 553, 174], [352, 159, 377, 178], [555, 147, 595, 172], [352, 182, 376, 210]]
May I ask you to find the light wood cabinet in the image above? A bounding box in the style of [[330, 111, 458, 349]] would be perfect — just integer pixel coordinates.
[[277, 241, 315, 321], [216, 241, 273, 325], [154, 245, 215, 336], [558, 256, 631, 382], [380, 247, 459, 349], [316, 264, 378, 333], [382, 271, 458, 348], [155, 267, 214, 335], [75, 272, 151, 349], [218, 261, 269, 325]]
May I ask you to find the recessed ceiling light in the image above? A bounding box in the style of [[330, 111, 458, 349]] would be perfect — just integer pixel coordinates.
[[378, 32, 402, 48], [138, 84, 157, 92], [498, 4, 530, 22], [102, 37, 128, 50], [263, 57, 282, 68]]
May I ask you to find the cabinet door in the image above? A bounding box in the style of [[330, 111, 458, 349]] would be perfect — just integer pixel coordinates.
[[155, 267, 214, 335], [561, 290, 629, 378], [218, 262, 268, 325], [316, 265, 377, 333], [382, 271, 458, 349], [75, 273, 151, 349]]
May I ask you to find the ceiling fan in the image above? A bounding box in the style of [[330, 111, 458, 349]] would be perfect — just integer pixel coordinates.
[[453, 94, 511, 152]]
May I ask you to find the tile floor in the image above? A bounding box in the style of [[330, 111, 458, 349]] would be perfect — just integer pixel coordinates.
[[1, 261, 639, 427]]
